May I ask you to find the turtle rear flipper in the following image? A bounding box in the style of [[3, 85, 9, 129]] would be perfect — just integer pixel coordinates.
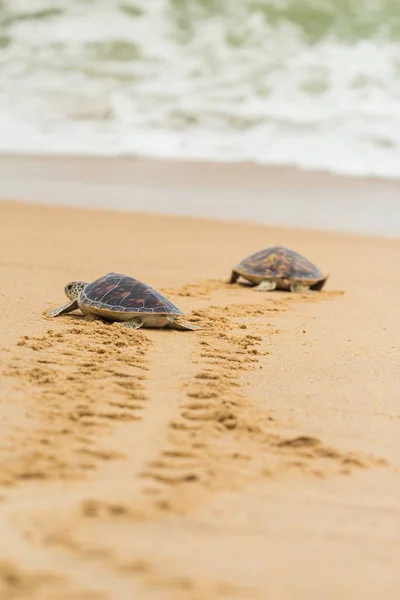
[[254, 280, 276, 292], [123, 320, 143, 330], [172, 320, 198, 331], [50, 300, 79, 317], [310, 276, 328, 291], [290, 282, 311, 293]]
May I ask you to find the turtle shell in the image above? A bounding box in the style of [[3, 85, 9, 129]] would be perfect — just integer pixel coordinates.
[[235, 246, 325, 283], [80, 273, 182, 315]]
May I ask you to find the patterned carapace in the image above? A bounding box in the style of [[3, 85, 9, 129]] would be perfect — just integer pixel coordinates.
[[80, 273, 183, 315], [235, 246, 324, 280]]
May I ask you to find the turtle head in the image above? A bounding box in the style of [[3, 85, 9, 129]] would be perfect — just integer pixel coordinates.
[[65, 281, 88, 300]]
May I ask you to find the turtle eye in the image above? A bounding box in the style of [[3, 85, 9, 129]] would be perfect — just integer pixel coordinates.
[[65, 283, 76, 298]]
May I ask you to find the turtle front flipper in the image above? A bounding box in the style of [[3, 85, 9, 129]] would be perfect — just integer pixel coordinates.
[[254, 280, 276, 292], [171, 319, 198, 331], [229, 270, 240, 284], [49, 300, 79, 317]]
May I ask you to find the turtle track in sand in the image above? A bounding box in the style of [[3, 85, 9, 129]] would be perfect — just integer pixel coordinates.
[[0, 283, 386, 598], [0, 315, 191, 597], [137, 288, 383, 515], [1, 318, 150, 485]]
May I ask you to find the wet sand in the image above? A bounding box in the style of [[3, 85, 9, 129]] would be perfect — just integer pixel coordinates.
[[1, 154, 400, 236], [1, 162, 400, 599]]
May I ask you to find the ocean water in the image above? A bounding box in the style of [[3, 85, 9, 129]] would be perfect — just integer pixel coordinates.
[[1, 0, 400, 179]]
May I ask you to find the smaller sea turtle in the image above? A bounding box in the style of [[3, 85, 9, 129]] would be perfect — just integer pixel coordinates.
[[49, 272, 197, 330], [229, 246, 327, 292]]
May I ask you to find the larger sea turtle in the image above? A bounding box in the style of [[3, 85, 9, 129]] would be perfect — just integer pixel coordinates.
[[49, 272, 197, 330], [229, 246, 327, 292]]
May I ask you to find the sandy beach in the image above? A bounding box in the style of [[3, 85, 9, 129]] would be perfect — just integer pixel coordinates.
[[1, 159, 400, 599]]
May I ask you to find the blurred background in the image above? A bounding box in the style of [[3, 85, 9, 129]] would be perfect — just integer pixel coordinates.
[[1, 0, 399, 179]]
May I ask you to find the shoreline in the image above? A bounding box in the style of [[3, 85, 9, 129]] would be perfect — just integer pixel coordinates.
[[2, 196, 398, 246], [1, 145, 400, 186], [1, 154, 400, 238], [2, 151, 400, 187]]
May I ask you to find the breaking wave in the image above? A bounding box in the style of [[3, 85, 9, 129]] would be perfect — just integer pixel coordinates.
[[0, 0, 399, 178]]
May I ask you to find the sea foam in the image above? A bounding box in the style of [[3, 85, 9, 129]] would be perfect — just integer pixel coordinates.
[[0, 0, 399, 178]]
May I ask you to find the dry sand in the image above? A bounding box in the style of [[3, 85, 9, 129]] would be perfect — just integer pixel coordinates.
[[1, 171, 400, 599]]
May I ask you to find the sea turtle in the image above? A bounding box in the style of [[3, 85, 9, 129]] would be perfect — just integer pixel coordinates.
[[49, 272, 197, 330], [229, 246, 328, 292]]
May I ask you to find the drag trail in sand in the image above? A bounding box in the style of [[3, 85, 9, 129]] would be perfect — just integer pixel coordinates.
[[0, 196, 399, 599]]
